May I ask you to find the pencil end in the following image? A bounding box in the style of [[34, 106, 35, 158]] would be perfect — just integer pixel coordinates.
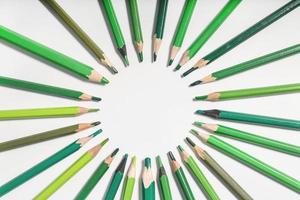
[[91, 96, 102, 102], [100, 77, 109, 85], [194, 95, 207, 101], [145, 157, 151, 168], [100, 138, 109, 146], [167, 151, 175, 161], [88, 108, 100, 113], [91, 121, 101, 126], [177, 145, 184, 152], [110, 66, 118, 74], [174, 64, 181, 71], [189, 80, 202, 87], [138, 52, 143, 62], [156, 156, 163, 167], [186, 137, 196, 147], [182, 67, 197, 77], [194, 121, 204, 127], [167, 59, 173, 66], [111, 148, 120, 157], [153, 53, 157, 62]]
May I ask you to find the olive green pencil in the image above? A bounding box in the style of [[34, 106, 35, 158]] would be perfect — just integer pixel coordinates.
[[43, 0, 118, 74], [186, 137, 253, 200], [168, 0, 197, 66], [191, 130, 300, 193], [190, 43, 300, 86], [0, 121, 100, 152], [196, 109, 300, 130], [102, 0, 129, 66], [0, 75, 101, 101], [75, 148, 119, 200], [0, 106, 99, 120], [127, 0, 143, 62], [104, 154, 128, 200], [194, 83, 300, 101], [194, 121, 300, 156], [142, 157, 155, 200], [0, 25, 109, 84], [178, 145, 220, 200], [34, 138, 109, 200], [182, 0, 300, 77], [156, 156, 172, 200], [168, 152, 195, 200], [122, 156, 136, 200]]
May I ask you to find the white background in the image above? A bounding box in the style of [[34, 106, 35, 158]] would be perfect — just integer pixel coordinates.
[[0, 0, 299, 199]]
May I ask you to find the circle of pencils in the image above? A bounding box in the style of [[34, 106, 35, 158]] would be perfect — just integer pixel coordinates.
[[153, 0, 169, 62], [194, 83, 300, 101], [178, 145, 220, 200], [104, 154, 128, 200], [127, 0, 144, 62], [175, 0, 241, 71], [190, 43, 300, 86], [168, 151, 195, 200], [194, 121, 300, 157], [102, 0, 129, 66], [142, 157, 155, 200], [168, 0, 197, 66], [196, 109, 300, 130], [182, 0, 300, 77], [0, 131, 101, 197], [122, 156, 137, 200], [75, 148, 119, 200], [0, 122, 100, 152], [186, 137, 253, 200], [156, 156, 172, 200], [0, 25, 109, 84], [34, 138, 109, 200], [191, 130, 300, 193], [0, 76, 101, 101], [0, 106, 99, 120]]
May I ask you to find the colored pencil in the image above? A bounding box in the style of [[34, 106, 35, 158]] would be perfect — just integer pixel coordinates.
[[194, 83, 300, 101], [190, 43, 300, 86], [186, 137, 253, 200], [0, 106, 99, 120], [104, 154, 128, 200], [102, 0, 129, 66], [194, 121, 300, 156], [196, 109, 300, 130], [142, 157, 155, 200], [168, 0, 197, 66], [0, 25, 109, 84], [122, 156, 136, 200], [127, 0, 143, 62], [0, 122, 100, 152], [153, 0, 169, 62], [34, 138, 108, 200], [75, 148, 119, 200], [0, 75, 101, 101], [175, 0, 241, 71], [43, 0, 118, 74], [168, 152, 195, 200], [182, 0, 300, 77], [191, 129, 300, 192], [178, 145, 220, 200], [156, 156, 172, 200], [0, 130, 101, 197]]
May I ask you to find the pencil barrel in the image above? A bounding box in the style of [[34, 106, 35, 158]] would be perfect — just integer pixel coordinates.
[[122, 177, 135, 200], [104, 172, 123, 200], [174, 168, 195, 200], [154, 0, 169, 39], [128, 0, 143, 43], [158, 175, 172, 200]]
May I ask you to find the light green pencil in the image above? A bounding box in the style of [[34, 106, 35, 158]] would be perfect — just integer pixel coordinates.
[[122, 156, 137, 200]]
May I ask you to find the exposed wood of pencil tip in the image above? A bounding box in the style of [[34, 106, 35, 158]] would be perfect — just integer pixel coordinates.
[[153, 36, 162, 62], [168, 46, 180, 66], [190, 129, 209, 142], [142, 158, 154, 188], [105, 148, 119, 165]]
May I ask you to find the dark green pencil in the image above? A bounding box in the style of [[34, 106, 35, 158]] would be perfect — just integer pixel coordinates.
[[156, 156, 172, 200], [182, 0, 300, 77]]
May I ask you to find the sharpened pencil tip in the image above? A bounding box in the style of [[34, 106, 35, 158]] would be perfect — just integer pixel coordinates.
[[177, 145, 184, 152], [153, 53, 157, 62], [123, 56, 129, 66], [88, 108, 100, 112], [186, 137, 196, 147], [131, 156, 137, 164], [145, 157, 151, 168], [194, 95, 207, 101], [195, 110, 204, 115], [189, 80, 202, 87], [194, 121, 204, 127], [190, 129, 199, 136], [182, 67, 197, 77], [110, 66, 118, 74], [91, 121, 101, 126], [90, 129, 102, 137], [156, 156, 163, 167], [91, 96, 102, 102], [100, 138, 109, 146], [168, 59, 173, 66], [100, 77, 109, 85], [168, 151, 175, 161], [174, 64, 181, 71], [138, 52, 143, 62], [111, 148, 119, 157]]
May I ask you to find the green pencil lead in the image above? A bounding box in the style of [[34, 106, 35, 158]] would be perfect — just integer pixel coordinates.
[[194, 95, 207, 100], [91, 96, 102, 102], [186, 137, 196, 147], [145, 157, 151, 168], [189, 80, 202, 87], [190, 129, 199, 136], [174, 64, 181, 71], [156, 156, 163, 168], [177, 145, 184, 152], [182, 67, 197, 77], [100, 77, 110, 85], [91, 121, 101, 126], [123, 56, 130, 66], [168, 59, 173, 66], [194, 121, 204, 127], [195, 110, 204, 115], [100, 138, 109, 146], [88, 108, 100, 113], [89, 129, 102, 137], [153, 53, 157, 62], [138, 52, 143, 62], [111, 148, 120, 157]]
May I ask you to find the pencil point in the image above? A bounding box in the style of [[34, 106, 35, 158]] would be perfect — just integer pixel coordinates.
[[194, 121, 204, 127], [153, 53, 157, 62], [189, 80, 202, 87], [88, 108, 100, 113], [111, 148, 120, 157], [174, 64, 181, 71], [90, 129, 102, 137], [100, 77, 109, 85], [186, 137, 196, 147], [145, 157, 151, 168], [167, 151, 175, 161], [177, 145, 184, 152], [168, 59, 173, 66], [110, 66, 118, 74], [124, 56, 129, 66], [156, 156, 163, 167], [138, 52, 143, 62], [91, 96, 102, 102], [91, 121, 101, 126], [100, 138, 109, 146], [182, 67, 197, 77], [195, 110, 204, 115], [194, 95, 207, 101], [190, 129, 199, 136]]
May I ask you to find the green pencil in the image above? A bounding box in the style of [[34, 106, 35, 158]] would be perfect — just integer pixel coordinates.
[[153, 0, 169, 61], [104, 154, 128, 200], [190, 43, 300, 86], [34, 138, 108, 200], [142, 157, 155, 200], [0, 121, 100, 152], [186, 137, 253, 200], [0, 106, 99, 120], [0, 130, 101, 197], [175, 0, 241, 71], [168, 152, 195, 200], [0, 25, 109, 84], [127, 0, 143, 62], [182, 0, 300, 77], [196, 109, 300, 130], [178, 145, 220, 200], [75, 148, 119, 200], [194, 121, 300, 156], [191, 129, 300, 193], [0, 76, 101, 101], [43, 0, 117, 74], [168, 0, 197, 66], [102, 0, 129, 66], [194, 83, 300, 101], [122, 156, 136, 200], [156, 156, 172, 200]]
